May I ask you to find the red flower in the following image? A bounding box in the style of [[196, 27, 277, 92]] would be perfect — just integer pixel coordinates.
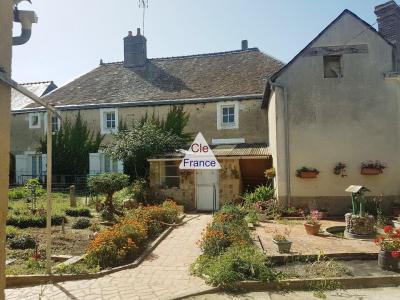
[[391, 250, 400, 258], [384, 225, 394, 233]]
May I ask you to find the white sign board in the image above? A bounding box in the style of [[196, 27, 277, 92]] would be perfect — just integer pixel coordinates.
[[179, 132, 221, 170]]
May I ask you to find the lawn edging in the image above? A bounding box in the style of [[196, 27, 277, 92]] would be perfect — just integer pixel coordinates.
[[173, 274, 400, 299], [6, 214, 186, 288]]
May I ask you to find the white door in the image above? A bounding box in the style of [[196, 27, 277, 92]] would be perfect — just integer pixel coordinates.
[[196, 169, 219, 211]]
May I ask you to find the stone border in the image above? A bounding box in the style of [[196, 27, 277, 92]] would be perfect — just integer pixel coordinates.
[[173, 275, 400, 299], [6, 214, 186, 288], [269, 252, 378, 264]]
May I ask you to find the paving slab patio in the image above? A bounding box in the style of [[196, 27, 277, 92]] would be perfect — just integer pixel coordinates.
[[5, 214, 214, 300], [257, 219, 380, 257]]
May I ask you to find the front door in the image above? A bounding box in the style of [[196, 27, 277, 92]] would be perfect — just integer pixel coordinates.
[[196, 169, 219, 211]]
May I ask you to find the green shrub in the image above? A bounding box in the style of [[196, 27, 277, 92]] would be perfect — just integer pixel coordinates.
[[72, 217, 91, 229], [198, 206, 252, 256], [7, 214, 66, 228], [191, 245, 278, 290], [65, 208, 92, 217], [6, 226, 19, 240], [88, 173, 130, 213], [9, 235, 36, 249], [100, 208, 115, 222], [243, 185, 275, 204], [8, 187, 29, 200]]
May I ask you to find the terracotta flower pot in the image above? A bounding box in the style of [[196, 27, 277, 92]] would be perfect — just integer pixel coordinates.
[[304, 223, 321, 235], [300, 171, 318, 178], [273, 239, 292, 253], [361, 168, 382, 175], [378, 250, 399, 271]]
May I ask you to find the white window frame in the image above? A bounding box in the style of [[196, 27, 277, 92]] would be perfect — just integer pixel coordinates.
[[217, 101, 239, 130], [44, 112, 61, 134], [29, 112, 41, 129], [100, 108, 118, 134]]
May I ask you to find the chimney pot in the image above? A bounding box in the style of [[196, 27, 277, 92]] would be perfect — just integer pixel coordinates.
[[242, 40, 248, 50], [123, 29, 147, 68]]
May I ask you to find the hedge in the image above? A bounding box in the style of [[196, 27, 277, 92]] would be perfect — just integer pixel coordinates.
[[7, 214, 66, 228]]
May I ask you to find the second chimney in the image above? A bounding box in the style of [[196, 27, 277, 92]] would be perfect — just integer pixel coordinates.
[[375, 1, 400, 69], [124, 28, 147, 68], [242, 40, 248, 50]]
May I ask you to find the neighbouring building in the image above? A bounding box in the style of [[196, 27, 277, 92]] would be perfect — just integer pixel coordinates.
[[11, 28, 283, 209], [264, 1, 400, 214], [10, 81, 57, 184]]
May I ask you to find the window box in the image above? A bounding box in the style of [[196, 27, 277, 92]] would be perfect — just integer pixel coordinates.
[[361, 168, 382, 175], [299, 171, 318, 178]]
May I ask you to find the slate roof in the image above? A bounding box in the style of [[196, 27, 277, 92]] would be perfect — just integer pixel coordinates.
[[150, 143, 270, 159], [11, 81, 57, 110], [27, 48, 283, 109]]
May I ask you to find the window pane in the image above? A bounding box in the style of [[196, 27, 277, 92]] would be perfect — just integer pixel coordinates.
[[222, 107, 229, 115], [222, 115, 229, 123], [228, 107, 235, 115], [32, 116, 38, 126], [105, 112, 116, 129], [104, 157, 110, 172], [112, 160, 118, 172], [32, 156, 37, 175], [165, 177, 180, 188], [228, 114, 235, 123]]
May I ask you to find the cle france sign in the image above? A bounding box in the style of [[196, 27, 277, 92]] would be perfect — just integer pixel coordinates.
[[179, 132, 221, 170]]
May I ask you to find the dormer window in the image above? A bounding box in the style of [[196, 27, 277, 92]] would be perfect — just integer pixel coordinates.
[[324, 55, 342, 78], [100, 108, 118, 134], [217, 101, 239, 130]]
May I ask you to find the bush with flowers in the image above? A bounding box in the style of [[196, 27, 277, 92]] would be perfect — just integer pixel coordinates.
[[374, 225, 400, 258], [85, 200, 181, 269], [198, 205, 252, 256]]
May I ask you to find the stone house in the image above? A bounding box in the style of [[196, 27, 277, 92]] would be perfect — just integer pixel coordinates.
[[264, 1, 400, 214], [11, 29, 283, 209]]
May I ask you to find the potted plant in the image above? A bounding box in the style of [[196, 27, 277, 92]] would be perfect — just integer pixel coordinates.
[[312, 208, 328, 220], [333, 162, 347, 177], [374, 225, 400, 270], [272, 228, 292, 253], [264, 167, 276, 179], [254, 199, 281, 222], [296, 167, 319, 179], [361, 160, 387, 175], [304, 212, 321, 235]]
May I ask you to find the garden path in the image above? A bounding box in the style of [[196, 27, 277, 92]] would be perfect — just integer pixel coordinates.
[[5, 214, 213, 300]]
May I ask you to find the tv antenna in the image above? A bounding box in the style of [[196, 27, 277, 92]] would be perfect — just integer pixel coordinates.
[[139, 0, 149, 35]]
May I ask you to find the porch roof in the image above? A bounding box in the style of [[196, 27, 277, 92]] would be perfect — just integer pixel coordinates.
[[149, 143, 270, 160]]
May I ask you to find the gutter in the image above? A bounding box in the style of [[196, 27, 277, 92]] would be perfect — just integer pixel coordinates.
[[11, 94, 263, 114], [270, 82, 291, 207]]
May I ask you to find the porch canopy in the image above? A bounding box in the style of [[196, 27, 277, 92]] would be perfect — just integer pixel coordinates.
[[148, 143, 271, 160]]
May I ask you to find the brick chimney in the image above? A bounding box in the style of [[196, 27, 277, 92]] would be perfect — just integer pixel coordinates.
[[124, 28, 147, 68], [375, 1, 400, 69]]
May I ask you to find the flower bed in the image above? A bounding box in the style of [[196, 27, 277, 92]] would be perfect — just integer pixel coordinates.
[[85, 200, 181, 269], [191, 205, 279, 290]]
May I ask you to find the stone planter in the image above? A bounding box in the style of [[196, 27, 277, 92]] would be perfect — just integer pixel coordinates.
[[361, 168, 382, 175], [304, 223, 321, 235], [378, 250, 399, 271], [344, 213, 375, 238], [273, 239, 292, 253], [299, 171, 318, 178]]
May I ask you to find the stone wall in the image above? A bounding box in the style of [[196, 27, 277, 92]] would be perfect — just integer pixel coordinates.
[[149, 159, 242, 210]]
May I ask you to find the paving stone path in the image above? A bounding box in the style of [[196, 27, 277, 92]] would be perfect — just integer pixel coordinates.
[[5, 214, 213, 300]]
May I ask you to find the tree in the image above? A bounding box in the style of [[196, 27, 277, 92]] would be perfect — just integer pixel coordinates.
[[87, 173, 130, 215], [105, 106, 191, 179], [39, 112, 103, 176]]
